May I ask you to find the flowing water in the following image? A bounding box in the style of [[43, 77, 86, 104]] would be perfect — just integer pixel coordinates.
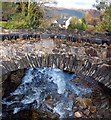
[[1, 67, 111, 119]]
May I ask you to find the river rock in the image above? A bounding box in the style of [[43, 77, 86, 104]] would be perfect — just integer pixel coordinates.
[[83, 109, 90, 116], [74, 111, 82, 118], [70, 77, 80, 82], [88, 106, 96, 113], [76, 97, 92, 109]]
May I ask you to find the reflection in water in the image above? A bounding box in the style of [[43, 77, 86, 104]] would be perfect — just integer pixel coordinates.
[[2, 67, 96, 118]]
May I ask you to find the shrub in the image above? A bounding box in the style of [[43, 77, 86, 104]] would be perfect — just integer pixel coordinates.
[[68, 20, 87, 31]]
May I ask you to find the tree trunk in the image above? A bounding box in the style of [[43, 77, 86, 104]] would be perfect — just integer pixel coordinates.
[[28, 0, 31, 16]]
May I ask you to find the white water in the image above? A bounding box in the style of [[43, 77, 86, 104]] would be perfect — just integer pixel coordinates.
[[2, 67, 93, 118]]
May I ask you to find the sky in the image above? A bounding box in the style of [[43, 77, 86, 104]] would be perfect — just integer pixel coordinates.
[[55, 0, 96, 9]]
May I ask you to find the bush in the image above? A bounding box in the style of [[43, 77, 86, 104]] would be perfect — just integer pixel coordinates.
[[1, 2, 43, 29], [86, 25, 95, 32], [3, 13, 41, 29], [0, 21, 7, 28], [68, 21, 87, 31]]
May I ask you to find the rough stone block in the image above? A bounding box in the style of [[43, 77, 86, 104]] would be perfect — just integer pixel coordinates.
[[37, 55, 43, 67], [48, 54, 54, 67], [16, 59, 25, 70], [20, 57, 30, 68], [0, 66, 8, 76], [27, 54, 38, 68], [10, 59, 18, 71], [41, 55, 46, 67], [1, 61, 12, 72], [51, 54, 58, 68]]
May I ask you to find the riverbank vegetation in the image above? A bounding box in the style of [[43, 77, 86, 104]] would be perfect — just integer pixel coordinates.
[[1, 0, 111, 32], [68, 0, 111, 32], [1, 0, 57, 29]]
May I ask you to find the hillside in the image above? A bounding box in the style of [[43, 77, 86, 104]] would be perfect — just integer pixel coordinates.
[[45, 7, 85, 18]]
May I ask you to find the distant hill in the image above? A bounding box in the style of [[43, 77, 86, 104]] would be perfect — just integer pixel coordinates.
[[45, 7, 85, 19]]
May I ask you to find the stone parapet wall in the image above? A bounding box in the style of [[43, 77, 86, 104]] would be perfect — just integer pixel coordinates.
[[0, 37, 111, 89]]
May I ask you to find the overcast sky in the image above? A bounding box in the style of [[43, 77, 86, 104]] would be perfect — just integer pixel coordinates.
[[55, 0, 96, 9]]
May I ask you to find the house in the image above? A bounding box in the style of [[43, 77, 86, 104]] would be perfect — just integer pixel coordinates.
[[53, 17, 72, 29]]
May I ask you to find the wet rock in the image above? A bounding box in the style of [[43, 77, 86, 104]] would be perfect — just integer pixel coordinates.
[[31, 110, 59, 120], [10, 69, 24, 85], [47, 112, 60, 119], [45, 95, 52, 101], [45, 98, 55, 109], [88, 106, 96, 113], [83, 109, 90, 116], [31, 110, 40, 120], [2, 69, 25, 98], [50, 113, 60, 119], [3, 110, 32, 120], [1, 73, 10, 83], [70, 77, 80, 82], [76, 97, 92, 109], [68, 94, 76, 100], [1, 73, 10, 96], [74, 111, 82, 118]]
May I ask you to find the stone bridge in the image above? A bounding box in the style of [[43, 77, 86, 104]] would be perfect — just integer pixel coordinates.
[[0, 33, 111, 89]]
